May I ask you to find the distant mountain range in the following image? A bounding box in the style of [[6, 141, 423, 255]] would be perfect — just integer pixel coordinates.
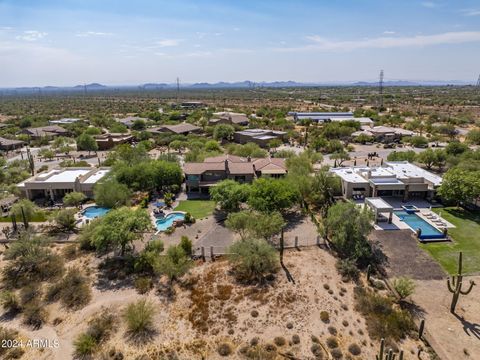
[[1, 80, 475, 93]]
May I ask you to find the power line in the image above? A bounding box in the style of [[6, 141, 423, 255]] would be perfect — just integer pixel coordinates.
[[176, 77, 180, 104]]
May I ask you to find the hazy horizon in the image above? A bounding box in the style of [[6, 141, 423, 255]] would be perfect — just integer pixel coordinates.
[[1, 0, 480, 87]]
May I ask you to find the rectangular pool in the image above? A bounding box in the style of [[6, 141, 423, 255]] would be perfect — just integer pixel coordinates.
[[394, 211, 445, 240]]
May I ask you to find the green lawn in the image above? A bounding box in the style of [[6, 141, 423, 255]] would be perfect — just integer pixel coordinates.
[[420, 207, 480, 275], [174, 200, 216, 219]]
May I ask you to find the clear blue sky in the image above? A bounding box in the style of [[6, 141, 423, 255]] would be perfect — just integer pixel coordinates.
[[1, 0, 479, 86]]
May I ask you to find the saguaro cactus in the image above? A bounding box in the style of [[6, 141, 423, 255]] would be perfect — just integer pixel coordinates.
[[376, 339, 404, 360], [447, 252, 476, 314], [26, 147, 35, 175]]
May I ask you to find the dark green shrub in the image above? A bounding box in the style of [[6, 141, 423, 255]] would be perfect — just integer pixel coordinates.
[[217, 342, 233, 356], [326, 336, 339, 349], [274, 336, 286, 346], [311, 343, 324, 358], [320, 311, 330, 323], [331, 348, 343, 359], [348, 343, 361, 355], [179, 236, 193, 256], [292, 334, 300, 344], [336, 259, 360, 281]]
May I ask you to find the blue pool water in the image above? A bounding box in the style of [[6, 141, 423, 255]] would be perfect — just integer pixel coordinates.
[[394, 211, 444, 239], [155, 212, 185, 231], [82, 206, 111, 219]]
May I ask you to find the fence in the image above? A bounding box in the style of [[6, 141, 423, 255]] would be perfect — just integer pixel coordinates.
[[193, 235, 328, 260]]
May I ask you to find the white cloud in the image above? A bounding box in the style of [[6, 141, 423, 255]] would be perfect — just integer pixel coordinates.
[[76, 31, 113, 37], [233, 27, 240, 31], [383, 31, 396, 35], [15, 30, 47, 42], [421, 1, 437, 8], [275, 31, 480, 52], [156, 39, 182, 47], [461, 9, 480, 16]]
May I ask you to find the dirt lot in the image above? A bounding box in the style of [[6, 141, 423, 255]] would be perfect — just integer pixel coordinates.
[[412, 277, 480, 360], [1, 247, 425, 360]]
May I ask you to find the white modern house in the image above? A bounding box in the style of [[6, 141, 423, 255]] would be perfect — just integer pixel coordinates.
[[17, 167, 110, 201], [330, 161, 442, 201]]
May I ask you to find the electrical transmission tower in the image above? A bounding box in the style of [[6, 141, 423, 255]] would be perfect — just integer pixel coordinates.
[[176, 77, 180, 104], [476, 74, 480, 87], [379, 69, 384, 109]]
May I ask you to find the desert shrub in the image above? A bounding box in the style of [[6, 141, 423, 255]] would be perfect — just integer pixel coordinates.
[[311, 335, 319, 343], [250, 309, 259, 318], [342, 320, 349, 327], [286, 322, 293, 329], [22, 301, 48, 329], [274, 336, 286, 346], [20, 285, 41, 306], [392, 277, 415, 300], [2, 233, 64, 288], [348, 343, 361, 356], [62, 243, 79, 260], [134, 277, 153, 294], [323, 284, 330, 290], [331, 348, 343, 359], [124, 299, 155, 342], [53, 268, 92, 309], [244, 344, 276, 360], [292, 334, 300, 344], [74, 333, 97, 357], [320, 311, 330, 323], [228, 238, 279, 283], [311, 343, 324, 358], [179, 236, 193, 256], [328, 326, 337, 335], [0, 291, 21, 313], [217, 342, 233, 356], [326, 336, 339, 349], [354, 287, 415, 341], [184, 212, 195, 224], [336, 259, 360, 281], [250, 337, 259, 346], [74, 311, 117, 358], [264, 343, 277, 353]]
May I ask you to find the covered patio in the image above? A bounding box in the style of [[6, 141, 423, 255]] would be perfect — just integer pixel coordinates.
[[364, 197, 393, 224]]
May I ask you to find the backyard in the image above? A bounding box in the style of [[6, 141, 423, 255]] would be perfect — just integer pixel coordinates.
[[175, 200, 216, 219], [420, 207, 480, 275]]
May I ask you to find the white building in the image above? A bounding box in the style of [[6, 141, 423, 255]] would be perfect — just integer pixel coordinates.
[[330, 161, 442, 201], [17, 167, 110, 201]]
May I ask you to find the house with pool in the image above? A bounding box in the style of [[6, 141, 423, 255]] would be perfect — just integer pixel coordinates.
[[17, 167, 110, 201], [330, 161, 442, 202]]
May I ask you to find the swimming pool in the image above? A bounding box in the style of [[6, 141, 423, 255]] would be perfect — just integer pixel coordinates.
[[155, 212, 185, 231], [82, 206, 111, 219], [394, 211, 445, 240]]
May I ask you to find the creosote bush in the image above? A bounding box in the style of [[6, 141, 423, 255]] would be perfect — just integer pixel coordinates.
[[217, 342, 233, 357], [311, 343, 324, 359], [320, 311, 330, 323], [326, 336, 339, 349], [348, 343, 361, 356], [274, 336, 286, 346], [47, 267, 92, 309]]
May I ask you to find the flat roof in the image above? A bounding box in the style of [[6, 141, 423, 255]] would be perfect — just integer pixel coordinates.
[[20, 168, 110, 186], [84, 169, 110, 184], [386, 161, 442, 186], [365, 197, 393, 211]]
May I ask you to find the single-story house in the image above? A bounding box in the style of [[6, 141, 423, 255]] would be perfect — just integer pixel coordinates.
[[184, 155, 287, 193], [94, 133, 134, 150], [19, 125, 70, 139], [288, 112, 373, 126], [234, 129, 287, 147], [0, 137, 26, 151], [209, 112, 250, 126], [17, 167, 110, 201], [352, 126, 414, 142], [148, 123, 202, 136], [330, 161, 442, 201]]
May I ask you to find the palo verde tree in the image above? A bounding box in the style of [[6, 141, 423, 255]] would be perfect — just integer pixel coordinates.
[[210, 179, 251, 213], [88, 207, 151, 256], [322, 201, 373, 264]]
